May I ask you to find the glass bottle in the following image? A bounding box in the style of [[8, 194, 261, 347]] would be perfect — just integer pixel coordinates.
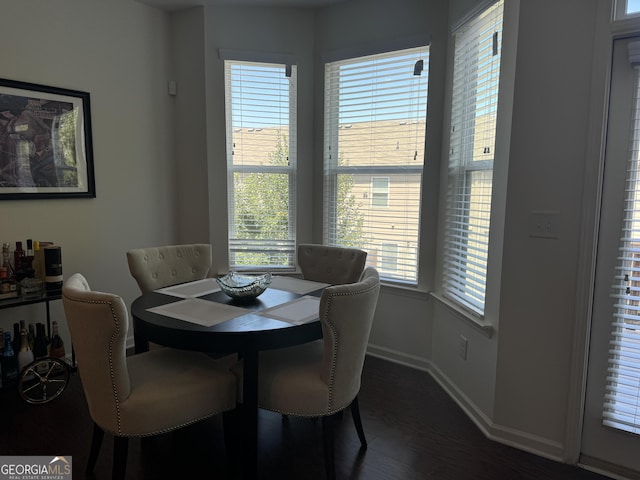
[[49, 321, 65, 359], [12, 323, 20, 353], [2, 331, 18, 387], [32, 241, 44, 280], [13, 241, 25, 276], [2, 242, 14, 290], [17, 328, 34, 373], [33, 323, 48, 359], [33, 323, 49, 375], [27, 323, 35, 351], [2, 242, 12, 275], [22, 239, 34, 276]]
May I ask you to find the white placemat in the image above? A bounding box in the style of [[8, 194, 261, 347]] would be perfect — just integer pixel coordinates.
[[146, 298, 246, 327], [270, 276, 329, 295], [258, 296, 321, 325], [154, 278, 221, 298]]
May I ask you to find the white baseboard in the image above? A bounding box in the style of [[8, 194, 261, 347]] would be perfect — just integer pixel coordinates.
[[366, 343, 431, 371], [368, 344, 567, 464]]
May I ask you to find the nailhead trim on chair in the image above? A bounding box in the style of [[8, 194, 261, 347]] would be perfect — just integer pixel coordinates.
[[324, 281, 378, 414], [63, 292, 228, 437], [257, 278, 379, 418], [61, 293, 124, 434]]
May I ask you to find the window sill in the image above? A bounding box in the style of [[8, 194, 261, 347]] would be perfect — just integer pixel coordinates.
[[429, 292, 494, 338], [380, 280, 430, 299]]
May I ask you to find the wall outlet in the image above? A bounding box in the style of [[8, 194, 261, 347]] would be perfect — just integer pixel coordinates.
[[528, 211, 560, 239], [459, 335, 468, 360]]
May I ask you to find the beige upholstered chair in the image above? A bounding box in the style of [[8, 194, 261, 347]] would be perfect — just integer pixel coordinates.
[[62, 273, 236, 480], [297, 244, 367, 285], [234, 267, 380, 479], [127, 244, 212, 351], [126, 243, 212, 293]]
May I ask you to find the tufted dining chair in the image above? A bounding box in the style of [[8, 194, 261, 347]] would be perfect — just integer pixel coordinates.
[[232, 267, 380, 479], [62, 273, 237, 480], [297, 244, 367, 285], [126, 244, 213, 351], [126, 243, 212, 293]]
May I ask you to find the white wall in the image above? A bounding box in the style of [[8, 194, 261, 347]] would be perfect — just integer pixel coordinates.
[[431, 0, 602, 462], [313, 0, 448, 368], [0, 0, 175, 348], [493, 0, 598, 456]]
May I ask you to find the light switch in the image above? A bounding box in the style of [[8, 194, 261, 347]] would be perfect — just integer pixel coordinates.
[[528, 211, 559, 239]]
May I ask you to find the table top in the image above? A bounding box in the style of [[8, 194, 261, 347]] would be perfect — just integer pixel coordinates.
[[131, 276, 327, 353]]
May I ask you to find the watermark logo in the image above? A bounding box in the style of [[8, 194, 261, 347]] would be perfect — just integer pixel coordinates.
[[0, 456, 72, 480]]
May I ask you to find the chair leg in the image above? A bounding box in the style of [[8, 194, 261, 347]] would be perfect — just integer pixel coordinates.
[[322, 415, 336, 480], [222, 410, 237, 476], [112, 436, 129, 480], [350, 396, 367, 448], [86, 423, 104, 474]]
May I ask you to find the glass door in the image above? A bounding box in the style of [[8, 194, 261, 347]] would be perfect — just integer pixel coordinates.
[[581, 36, 640, 474]]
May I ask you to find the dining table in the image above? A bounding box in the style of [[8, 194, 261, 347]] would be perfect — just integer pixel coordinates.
[[130, 275, 329, 479]]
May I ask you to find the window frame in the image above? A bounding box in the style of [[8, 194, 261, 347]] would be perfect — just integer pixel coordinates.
[[439, 0, 504, 317], [322, 44, 431, 286], [223, 58, 298, 271]]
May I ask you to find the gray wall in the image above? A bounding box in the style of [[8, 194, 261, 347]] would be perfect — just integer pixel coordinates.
[[0, 0, 176, 349]]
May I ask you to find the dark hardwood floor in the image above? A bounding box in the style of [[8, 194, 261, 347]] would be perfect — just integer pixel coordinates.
[[0, 355, 610, 479]]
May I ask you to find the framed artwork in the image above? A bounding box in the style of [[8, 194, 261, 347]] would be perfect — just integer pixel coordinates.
[[0, 78, 94, 199]]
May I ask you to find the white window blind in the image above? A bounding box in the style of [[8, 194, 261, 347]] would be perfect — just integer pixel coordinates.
[[224, 60, 297, 270], [603, 44, 640, 434], [323, 45, 429, 284], [442, 0, 503, 316]]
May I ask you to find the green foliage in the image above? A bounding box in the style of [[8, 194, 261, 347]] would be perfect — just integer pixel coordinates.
[[336, 154, 366, 247], [233, 132, 365, 267], [233, 131, 290, 266]]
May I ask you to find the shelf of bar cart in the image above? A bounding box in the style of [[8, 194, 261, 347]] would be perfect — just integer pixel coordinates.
[[0, 291, 74, 404]]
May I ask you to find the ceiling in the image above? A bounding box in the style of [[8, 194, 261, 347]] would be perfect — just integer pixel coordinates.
[[135, 0, 349, 12]]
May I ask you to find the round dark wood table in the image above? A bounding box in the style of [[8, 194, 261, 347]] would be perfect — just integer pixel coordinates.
[[131, 282, 324, 479]]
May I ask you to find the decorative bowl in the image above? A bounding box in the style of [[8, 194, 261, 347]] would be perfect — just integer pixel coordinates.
[[216, 271, 272, 300]]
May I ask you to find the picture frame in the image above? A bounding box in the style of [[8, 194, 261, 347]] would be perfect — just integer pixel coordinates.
[[0, 78, 95, 200]]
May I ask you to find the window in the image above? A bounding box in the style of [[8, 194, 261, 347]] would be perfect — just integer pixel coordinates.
[[616, 0, 640, 18], [441, 0, 503, 316], [371, 177, 389, 208], [603, 40, 640, 435], [323, 45, 429, 284], [381, 243, 398, 272], [224, 60, 297, 270]]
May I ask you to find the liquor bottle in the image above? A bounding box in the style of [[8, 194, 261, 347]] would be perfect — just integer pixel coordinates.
[[32, 241, 45, 281], [14, 241, 25, 277], [44, 246, 63, 295], [2, 331, 18, 387], [33, 323, 49, 375], [12, 323, 20, 353], [22, 239, 34, 277], [28, 323, 35, 351], [0, 243, 17, 298], [2, 242, 12, 276], [49, 321, 65, 359], [33, 323, 48, 359], [17, 328, 34, 373]]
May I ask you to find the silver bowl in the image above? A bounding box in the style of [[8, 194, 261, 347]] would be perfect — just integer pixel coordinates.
[[216, 271, 272, 300]]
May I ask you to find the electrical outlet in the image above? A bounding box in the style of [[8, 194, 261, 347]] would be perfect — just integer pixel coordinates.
[[459, 335, 468, 360], [528, 211, 560, 239]]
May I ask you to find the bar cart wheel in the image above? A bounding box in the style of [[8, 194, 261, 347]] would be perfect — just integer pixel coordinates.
[[18, 357, 70, 405]]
